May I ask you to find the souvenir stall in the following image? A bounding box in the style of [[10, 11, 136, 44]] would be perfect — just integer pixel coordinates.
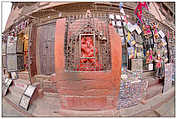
[[3, 19, 31, 78], [109, 2, 174, 109], [108, 2, 148, 109], [2, 36, 7, 69], [167, 30, 175, 85]]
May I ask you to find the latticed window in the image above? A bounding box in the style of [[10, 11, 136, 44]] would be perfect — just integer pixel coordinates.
[[64, 12, 112, 72]]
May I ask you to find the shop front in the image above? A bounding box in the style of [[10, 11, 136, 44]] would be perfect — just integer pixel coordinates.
[[2, 19, 34, 80]]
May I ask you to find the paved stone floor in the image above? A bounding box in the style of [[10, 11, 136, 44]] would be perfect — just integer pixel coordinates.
[[2, 98, 24, 117], [134, 96, 175, 117], [154, 96, 175, 117], [2, 88, 175, 117]]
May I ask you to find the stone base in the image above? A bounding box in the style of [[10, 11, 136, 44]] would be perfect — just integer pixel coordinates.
[[58, 109, 119, 116], [59, 95, 118, 111]]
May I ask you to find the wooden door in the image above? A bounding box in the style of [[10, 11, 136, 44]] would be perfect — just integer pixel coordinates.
[[37, 22, 56, 75]]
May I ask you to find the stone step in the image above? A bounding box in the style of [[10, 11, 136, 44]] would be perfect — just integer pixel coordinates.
[[7, 79, 39, 105], [143, 71, 155, 77], [17, 71, 30, 80], [12, 79, 31, 92], [144, 77, 160, 88], [154, 96, 175, 117], [145, 83, 163, 100]]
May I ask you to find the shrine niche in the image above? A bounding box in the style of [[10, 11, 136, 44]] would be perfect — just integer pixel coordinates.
[[55, 11, 122, 111]]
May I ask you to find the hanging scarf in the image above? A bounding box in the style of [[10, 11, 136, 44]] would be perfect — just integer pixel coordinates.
[[134, 2, 149, 24]]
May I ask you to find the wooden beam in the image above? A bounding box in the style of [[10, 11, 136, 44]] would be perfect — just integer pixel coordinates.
[[19, 13, 39, 19]]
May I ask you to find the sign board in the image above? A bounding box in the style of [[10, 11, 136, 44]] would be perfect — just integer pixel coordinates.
[[116, 21, 122, 27], [112, 21, 116, 26], [7, 36, 17, 54], [4, 78, 9, 84], [2, 86, 8, 96], [109, 14, 114, 19], [2, 78, 13, 96], [158, 30, 165, 38], [115, 15, 121, 20], [6, 79, 13, 87], [19, 95, 31, 110], [127, 22, 135, 32], [148, 63, 153, 71], [11, 72, 17, 79], [135, 24, 142, 34], [24, 85, 36, 97], [19, 85, 36, 110]]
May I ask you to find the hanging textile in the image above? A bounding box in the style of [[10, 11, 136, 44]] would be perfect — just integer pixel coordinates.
[[134, 2, 149, 24]]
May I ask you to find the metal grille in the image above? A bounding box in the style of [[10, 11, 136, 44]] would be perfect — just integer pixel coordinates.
[[64, 12, 112, 72]]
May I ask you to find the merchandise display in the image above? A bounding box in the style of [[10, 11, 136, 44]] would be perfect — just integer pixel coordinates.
[[118, 72, 148, 109], [163, 63, 173, 93]]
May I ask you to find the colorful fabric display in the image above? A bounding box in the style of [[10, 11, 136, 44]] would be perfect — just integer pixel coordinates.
[[134, 2, 149, 24], [146, 49, 153, 64], [156, 58, 162, 68], [143, 24, 152, 38], [127, 33, 136, 46], [24, 38, 28, 52]]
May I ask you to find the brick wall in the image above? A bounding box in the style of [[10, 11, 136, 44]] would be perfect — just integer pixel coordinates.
[[34, 74, 58, 93], [17, 72, 30, 79], [55, 18, 122, 110]]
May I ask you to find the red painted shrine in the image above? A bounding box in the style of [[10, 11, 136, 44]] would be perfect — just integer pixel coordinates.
[[55, 13, 122, 111]]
